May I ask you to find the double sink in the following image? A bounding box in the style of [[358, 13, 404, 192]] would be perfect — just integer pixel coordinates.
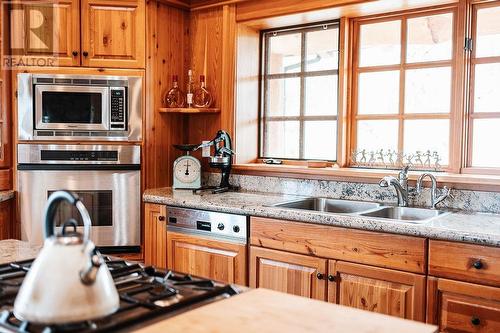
[[271, 197, 449, 223]]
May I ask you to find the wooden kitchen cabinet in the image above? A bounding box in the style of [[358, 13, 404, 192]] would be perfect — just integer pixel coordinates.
[[81, 0, 145, 68], [144, 203, 167, 268], [249, 246, 327, 301], [0, 199, 13, 239], [8, 0, 80, 66], [167, 230, 247, 285], [329, 261, 426, 322], [427, 277, 500, 332]]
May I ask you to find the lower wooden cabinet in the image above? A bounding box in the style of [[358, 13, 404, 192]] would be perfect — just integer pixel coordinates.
[[144, 203, 167, 268], [167, 231, 247, 285], [329, 261, 426, 321], [249, 246, 327, 300], [0, 199, 13, 240], [427, 277, 500, 332], [249, 246, 425, 321]]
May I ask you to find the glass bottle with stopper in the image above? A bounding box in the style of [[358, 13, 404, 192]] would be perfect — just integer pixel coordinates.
[[186, 69, 195, 108], [193, 75, 213, 108], [164, 75, 185, 108]]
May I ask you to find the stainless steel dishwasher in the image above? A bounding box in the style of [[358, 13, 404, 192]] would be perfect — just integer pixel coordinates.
[[166, 206, 248, 285]]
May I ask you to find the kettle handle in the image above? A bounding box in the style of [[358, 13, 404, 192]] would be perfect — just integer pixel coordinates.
[[44, 190, 91, 243]]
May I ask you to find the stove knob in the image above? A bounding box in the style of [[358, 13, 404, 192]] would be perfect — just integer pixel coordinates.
[[233, 225, 240, 233], [217, 223, 225, 231]]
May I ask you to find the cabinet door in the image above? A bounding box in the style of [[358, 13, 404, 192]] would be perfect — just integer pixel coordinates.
[[0, 199, 13, 240], [9, 0, 80, 66], [81, 0, 145, 68], [249, 246, 327, 301], [144, 203, 167, 268], [330, 261, 426, 321], [427, 277, 500, 333], [167, 231, 247, 285]]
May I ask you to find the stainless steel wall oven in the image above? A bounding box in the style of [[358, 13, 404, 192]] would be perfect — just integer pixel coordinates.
[[17, 144, 141, 250]]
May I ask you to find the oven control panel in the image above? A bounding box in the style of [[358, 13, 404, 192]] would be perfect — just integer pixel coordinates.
[[110, 87, 126, 130], [40, 150, 118, 161], [167, 206, 248, 243]]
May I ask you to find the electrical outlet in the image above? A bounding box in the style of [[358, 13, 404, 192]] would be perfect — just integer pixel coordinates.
[[202, 141, 211, 157]]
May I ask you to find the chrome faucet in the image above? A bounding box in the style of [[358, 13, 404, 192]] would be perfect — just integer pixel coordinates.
[[416, 173, 451, 209], [379, 166, 410, 207]]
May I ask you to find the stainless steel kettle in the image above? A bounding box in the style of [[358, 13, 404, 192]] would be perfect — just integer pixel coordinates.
[[14, 191, 119, 324]]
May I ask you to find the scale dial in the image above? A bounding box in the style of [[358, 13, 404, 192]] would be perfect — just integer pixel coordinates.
[[173, 155, 201, 189]]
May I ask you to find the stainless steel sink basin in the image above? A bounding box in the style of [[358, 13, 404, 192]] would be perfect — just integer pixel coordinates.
[[271, 198, 382, 214], [359, 206, 449, 222]]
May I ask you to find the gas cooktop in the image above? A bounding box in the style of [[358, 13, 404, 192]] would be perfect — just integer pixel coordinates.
[[0, 257, 240, 332]]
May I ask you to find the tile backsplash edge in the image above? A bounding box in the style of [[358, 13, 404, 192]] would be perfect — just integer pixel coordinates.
[[202, 172, 500, 214]]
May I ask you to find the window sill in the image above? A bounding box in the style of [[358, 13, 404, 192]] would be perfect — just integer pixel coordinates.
[[232, 163, 500, 192]]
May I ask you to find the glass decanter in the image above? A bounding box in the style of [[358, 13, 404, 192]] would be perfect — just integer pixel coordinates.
[[164, 75, 185, 108], [193, 75, 213, 108], [186, 69, 195, 108]]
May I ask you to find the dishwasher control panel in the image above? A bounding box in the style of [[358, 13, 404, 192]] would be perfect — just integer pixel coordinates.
[[166, 206, 248, 242]]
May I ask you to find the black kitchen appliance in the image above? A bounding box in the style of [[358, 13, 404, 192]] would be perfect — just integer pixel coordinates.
[[195, 130, 238, 194], [0, 258, 240, 333]]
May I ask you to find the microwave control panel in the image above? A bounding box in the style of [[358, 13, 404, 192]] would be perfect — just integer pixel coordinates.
[[110, 87, 126, 130]]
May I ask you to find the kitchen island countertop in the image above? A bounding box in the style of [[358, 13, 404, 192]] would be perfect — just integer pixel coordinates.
[[144, 187, 500, 247], [0, 240, 437, 333]]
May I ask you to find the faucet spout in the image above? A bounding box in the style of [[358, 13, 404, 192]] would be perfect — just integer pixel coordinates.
[[416, 173, 451, 209], [379, 175, 409, 207]]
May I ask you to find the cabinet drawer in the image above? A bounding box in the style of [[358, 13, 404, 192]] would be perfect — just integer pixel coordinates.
[[251, 217, 427, 273], [429, 240, 500, 287], [429, 278, 500, 333]]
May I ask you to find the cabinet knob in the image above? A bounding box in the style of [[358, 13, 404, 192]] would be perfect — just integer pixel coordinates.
[[316, 272, 324, 280], [158, 216, 165, 221], [327, 274, 336, 282], [72, 51, 78, 57], [471, 317, 481, 326], [472, 260, 483, 270], [83, 51, 89, 57]]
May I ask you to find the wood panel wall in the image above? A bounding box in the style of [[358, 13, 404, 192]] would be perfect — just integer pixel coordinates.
[[144, 1, 189, 188]]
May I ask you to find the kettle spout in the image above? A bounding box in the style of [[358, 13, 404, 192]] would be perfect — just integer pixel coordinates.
[[80, 251, 102, 285]]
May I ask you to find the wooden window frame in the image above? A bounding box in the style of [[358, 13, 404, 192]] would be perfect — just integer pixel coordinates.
[[462, 0, 500, 175], [259, 20, 341, 162], [348, 5, 462, 173]]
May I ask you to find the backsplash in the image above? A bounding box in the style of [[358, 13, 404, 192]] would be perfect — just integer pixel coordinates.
[[203, 173, 500, 214]]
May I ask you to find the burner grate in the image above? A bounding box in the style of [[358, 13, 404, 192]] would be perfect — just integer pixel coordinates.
[[0, 257, 240, 333]]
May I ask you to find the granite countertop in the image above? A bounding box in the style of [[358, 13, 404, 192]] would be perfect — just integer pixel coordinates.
[[144, 188, 500, 247], [0, 239, 40, 265], [0, 190, 14, 203]]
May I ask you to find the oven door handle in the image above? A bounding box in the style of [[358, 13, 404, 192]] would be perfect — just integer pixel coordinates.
[[17, 164, 140, 171]]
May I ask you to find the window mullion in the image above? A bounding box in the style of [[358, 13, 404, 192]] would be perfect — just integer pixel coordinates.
[[398, 17, 407, 155], [299, 31, 306, 159]]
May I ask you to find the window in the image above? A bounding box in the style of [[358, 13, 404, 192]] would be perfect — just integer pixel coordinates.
[[351, 11, 455, 171], [468, 2, 500, 169], [260, 22, 340, 161]]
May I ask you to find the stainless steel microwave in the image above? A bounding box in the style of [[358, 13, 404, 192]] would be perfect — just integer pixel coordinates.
[[17, 73, 142, 141]]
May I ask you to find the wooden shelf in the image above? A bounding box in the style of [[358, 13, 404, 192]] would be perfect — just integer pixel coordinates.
[[159, 107, 220, 114]]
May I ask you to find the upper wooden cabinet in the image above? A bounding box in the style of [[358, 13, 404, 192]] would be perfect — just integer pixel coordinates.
[[249, 246, 327, 301], [81, 0, 145, 68], [167, 230, 247, 285], [9, 0, 144, 68], [9, 0, 80, 66]]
